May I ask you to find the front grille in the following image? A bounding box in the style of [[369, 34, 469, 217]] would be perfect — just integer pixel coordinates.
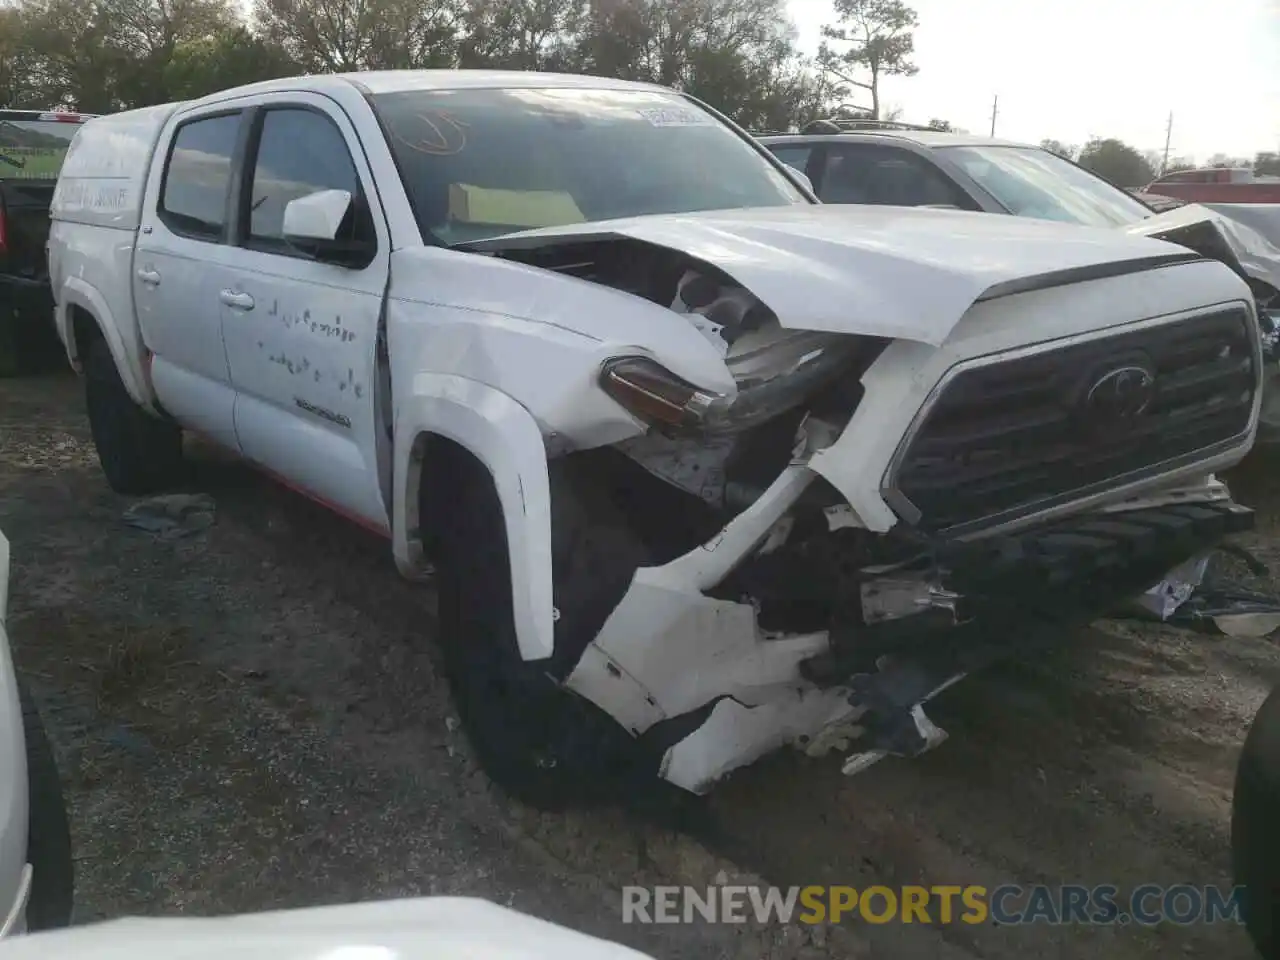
[[887, 307, 1258, 533]]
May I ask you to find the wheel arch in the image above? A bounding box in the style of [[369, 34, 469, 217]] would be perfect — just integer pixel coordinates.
[[59, 282, 153, 411], [393, 375, 555, 662]]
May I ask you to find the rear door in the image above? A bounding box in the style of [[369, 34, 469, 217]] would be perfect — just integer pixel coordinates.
[[217, 94, 391, 530], [134, 108, 246, 450]]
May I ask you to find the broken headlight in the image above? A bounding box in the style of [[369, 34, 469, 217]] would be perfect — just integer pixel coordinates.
[[601, 325, 858, 437]]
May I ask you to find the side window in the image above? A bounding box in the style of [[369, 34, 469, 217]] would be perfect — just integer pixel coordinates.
[[159, 113, 241, 241], [769, 145, 814, 174], [247, 108, 371, 256], [820, 145, 973, 208]]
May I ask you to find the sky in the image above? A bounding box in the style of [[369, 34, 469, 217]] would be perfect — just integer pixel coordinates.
[[786, 0, 1280, 163]]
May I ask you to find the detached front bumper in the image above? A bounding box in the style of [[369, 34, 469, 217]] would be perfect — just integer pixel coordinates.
[[566, 464, 1254, 793], [802, 499, 1256, 686]]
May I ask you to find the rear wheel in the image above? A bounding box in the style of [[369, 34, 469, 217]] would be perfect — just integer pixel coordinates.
[[1233, 686, 1280, 958], [428, 448, 652, 810], [17, 680, 73, 930], [83, 337, 183, 495]]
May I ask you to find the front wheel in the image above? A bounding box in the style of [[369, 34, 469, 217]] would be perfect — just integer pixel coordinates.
[[1233, 686, 1280, 958], [83, 338, 183, 495], [430, 451, 651, 810]]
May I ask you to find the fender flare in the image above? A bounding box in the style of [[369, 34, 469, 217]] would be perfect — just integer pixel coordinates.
[[393, 374, 555, 662], [58, 277, 153, 410]]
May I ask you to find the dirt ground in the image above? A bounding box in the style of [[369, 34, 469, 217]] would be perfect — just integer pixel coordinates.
[[2, 371, 1278, 959]]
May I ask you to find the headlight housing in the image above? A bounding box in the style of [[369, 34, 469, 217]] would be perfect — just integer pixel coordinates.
[[601, 324, 858, 437]]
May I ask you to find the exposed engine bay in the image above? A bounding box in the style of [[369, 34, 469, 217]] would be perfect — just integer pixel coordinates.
[[485, 237, 883, 515]]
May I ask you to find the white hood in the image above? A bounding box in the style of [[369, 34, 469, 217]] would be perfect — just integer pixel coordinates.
[[2, 898, 655, 960], [1128, 202, 1280, 294], [465, 204, 1204, 346]]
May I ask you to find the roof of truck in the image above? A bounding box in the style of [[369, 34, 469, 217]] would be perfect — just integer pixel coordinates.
[[186, 69, 672, 109]]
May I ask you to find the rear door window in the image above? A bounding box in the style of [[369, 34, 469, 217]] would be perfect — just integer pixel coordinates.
[[819, 144, 975, 208], [768, 144, 816, 173], [159, 112, 242, 242]]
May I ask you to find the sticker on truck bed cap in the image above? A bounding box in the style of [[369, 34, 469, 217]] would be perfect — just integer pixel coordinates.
[[637, 106, 714, 127]]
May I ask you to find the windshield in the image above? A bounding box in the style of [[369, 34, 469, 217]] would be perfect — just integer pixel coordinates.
[[371, 87, 807, 244], [0, 117, 81, 180], [939, 145, 1153, 228]]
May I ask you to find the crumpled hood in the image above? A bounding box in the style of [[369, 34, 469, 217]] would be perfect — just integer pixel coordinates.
[[463, 204, 1204, 346], [1128, 202, 1280, 294], [1, 897, 654, 959]]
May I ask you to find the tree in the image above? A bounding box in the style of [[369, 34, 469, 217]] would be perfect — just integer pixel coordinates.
[[817, 0, 918, 119], [1076, 138, 1154, 188], [1206, 152, 1249, 169], [252, 0, 462, 72], [1162, 157, 1196, 175], [1039, 139, 1077, 160], [926, 117, 951, 131], [1255, 152, 1280, 177]]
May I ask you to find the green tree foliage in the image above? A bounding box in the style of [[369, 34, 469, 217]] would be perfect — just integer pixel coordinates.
[[1255, 151, 1280, 177], [0, 0, 841, 131], [817, 0, 918, 119], [1038, 139, 1077, 160], [1076, 137, 1155, 188]]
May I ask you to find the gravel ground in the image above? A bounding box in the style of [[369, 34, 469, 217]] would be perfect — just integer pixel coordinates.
[[2, 371, 1278, 959]]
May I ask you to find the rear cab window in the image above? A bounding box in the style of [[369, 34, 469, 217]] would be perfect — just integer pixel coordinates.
[[0, 111, 85, 181], [158, 112, 242, 241]]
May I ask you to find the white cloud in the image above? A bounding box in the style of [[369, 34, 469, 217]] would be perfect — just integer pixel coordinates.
[[787, 0, 1280, 163]]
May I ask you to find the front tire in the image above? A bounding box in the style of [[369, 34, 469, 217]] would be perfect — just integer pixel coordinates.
[[18, 680, 73, 930], [1233, 686, 1280, 958], [83, 338, 183, 495], [429, 450, 651, 810]]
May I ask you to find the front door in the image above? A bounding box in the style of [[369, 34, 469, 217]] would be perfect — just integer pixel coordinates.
[[219, 96, 391, 530]]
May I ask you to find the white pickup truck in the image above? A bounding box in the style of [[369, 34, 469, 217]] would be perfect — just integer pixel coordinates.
[[47, 70, 1263, 806]]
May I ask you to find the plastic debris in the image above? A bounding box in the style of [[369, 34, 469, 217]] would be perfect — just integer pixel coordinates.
[[1126, 547, 1280, 638], [121, 493, 216, 540]]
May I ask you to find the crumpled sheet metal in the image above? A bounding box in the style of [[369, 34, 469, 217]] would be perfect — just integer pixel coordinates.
[[121, 493, 216, 540], [1130, 550, 1280, 638]]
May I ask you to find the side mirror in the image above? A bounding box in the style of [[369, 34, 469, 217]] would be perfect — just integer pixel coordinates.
[[787, 167, 815, 195], [281, 189, 374, 267]]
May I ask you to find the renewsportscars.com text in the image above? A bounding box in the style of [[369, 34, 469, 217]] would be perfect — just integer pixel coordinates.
[[621, 884, 1246, 927]]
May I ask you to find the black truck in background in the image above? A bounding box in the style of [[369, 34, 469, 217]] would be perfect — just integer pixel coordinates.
[[1, 109, 91, 374]]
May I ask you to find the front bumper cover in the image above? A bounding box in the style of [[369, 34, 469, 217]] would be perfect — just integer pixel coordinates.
[[795, 502, 1253, 740]]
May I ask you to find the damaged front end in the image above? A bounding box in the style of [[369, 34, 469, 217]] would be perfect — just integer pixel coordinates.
[[461, 223, 1261, 796]]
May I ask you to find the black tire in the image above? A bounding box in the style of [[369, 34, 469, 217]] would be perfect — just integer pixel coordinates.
[[429, 450, 652, 810], [83, 337, 183, 495], [1234, 686, 1280, 959], [17, 680, 73, 930]]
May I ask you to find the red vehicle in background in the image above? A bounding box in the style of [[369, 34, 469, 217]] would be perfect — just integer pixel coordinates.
[[1146, 166, 1280, 204]]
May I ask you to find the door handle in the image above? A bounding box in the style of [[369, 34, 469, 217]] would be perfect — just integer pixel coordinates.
[[219, 289, 255, 311], [136, 268, 161, 286]]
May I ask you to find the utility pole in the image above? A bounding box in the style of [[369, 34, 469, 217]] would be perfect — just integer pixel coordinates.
[[1161, 111, 1173, 174], [990, 95, 999, 137]]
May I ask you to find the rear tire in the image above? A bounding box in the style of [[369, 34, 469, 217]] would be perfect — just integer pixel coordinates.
[[83, 337, 183, 495], [430, 450, 652, 810], [17, 680, 73, 930], [1233, 686, 1280, 959]]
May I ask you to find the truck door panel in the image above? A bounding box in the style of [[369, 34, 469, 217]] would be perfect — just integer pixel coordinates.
[[220, 100, 390, 530], [135, 110, 243, 451]]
